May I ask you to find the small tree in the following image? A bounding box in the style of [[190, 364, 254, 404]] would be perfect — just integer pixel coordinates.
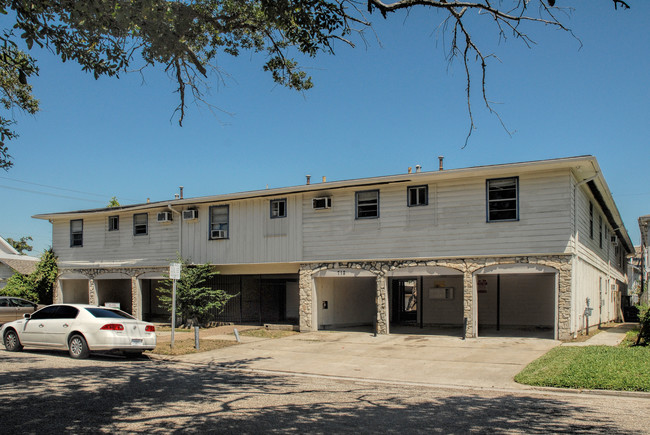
[[0, 248, 58, 304], [6, 236, 33, 254], [635, 304, 650, 346], [107, 197, 120, 208], [158, 259, 234, 327]]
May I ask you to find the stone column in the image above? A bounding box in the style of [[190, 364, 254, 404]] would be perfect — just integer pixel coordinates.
[[375, 274, 389, 335], [131, 276, 141, 319], [88, 278, 98, 306], [557, 263, 572, 340], [463, 270, 476, 338], [299, 266, 313, 332], [53, 279, 61, 304]]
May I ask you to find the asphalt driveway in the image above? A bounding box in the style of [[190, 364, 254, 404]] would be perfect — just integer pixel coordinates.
[[172, 329, 560, 389]]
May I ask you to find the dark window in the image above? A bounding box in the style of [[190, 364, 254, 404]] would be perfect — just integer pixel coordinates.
[[55, 305, 80, 319], [70, 219, 83, 247], [589, 202, 594, 239], [599, 215, 603, 249], [209, 205, 229, 239], [10, 298, 36, 308], [133, 213, 148, 236], [85, 308, 134, 319], [108, 216, 119, 231], [407, 185, 428, 207], [356, 190, 379, 219], [30, 305, 60, 320], [486, 177, 519, 222], [270, 199, 287, 218]]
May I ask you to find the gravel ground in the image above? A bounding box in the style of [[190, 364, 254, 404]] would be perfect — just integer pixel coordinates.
[[1, 350, 648, 434]]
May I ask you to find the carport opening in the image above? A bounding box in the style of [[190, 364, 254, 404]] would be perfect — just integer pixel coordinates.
[[95, 279, 133, 314], [60, 279, 89, 304], [389, 275, 464, 337], [477, 273, 555, 339], [315, 276, 375, 332]]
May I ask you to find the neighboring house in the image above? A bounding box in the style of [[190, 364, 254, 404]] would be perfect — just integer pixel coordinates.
[[639, 215, 650, 305], [0, 237, 39, 289], [33, 155, 633, 340]]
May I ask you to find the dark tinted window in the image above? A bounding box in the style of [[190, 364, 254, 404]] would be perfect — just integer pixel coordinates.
[[55, 306, 79, 319], [10, 298, 36, 308], [85, 308, 134, 319], [30, 306, 60, 320], [0, 298, 9, 307]]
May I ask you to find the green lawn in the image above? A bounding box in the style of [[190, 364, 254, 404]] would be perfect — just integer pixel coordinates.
[[514, 345, 650, 392]]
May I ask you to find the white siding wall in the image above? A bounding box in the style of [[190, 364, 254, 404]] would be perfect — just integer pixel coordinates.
[[51, 169, 579, 267], [303, 170, 574, 261], [0, 263, 14, 285]]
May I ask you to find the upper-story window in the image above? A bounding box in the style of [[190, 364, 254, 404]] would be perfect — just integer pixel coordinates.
[[108, 216, 119, 231], [599, 215, 603, 249], [589, 202, 594, 239], [209, 205, 229, 239], [133, 213, 148, 236], [70, 219, 83, 247], [270, 199, 287, 219], [486, 177, 519, 222], [407, 185, 428, 207], [356, 190, 379, 219]]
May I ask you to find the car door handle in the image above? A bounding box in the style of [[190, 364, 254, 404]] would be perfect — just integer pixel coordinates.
[[38, 324, 44, 328], [63, 323, 69, 328]]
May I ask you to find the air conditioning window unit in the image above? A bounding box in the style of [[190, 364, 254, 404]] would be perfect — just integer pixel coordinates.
[[611, 235, 618, 246], [157, 211, 172, 222], [183, 209, 198, 220], [211, 229, 227, 239], [312, 197, 331, 210]]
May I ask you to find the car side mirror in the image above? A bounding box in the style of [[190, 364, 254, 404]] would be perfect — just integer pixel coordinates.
[[23, 313, 31, 319]]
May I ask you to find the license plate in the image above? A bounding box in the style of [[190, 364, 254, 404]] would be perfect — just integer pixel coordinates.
[[131, 339, 143, 346]]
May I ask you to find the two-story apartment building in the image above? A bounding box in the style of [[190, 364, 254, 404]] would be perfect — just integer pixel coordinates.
[[34, 155, 633, 340]]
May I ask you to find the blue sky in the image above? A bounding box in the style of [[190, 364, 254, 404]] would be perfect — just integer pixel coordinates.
[[1, 3, 649, 255]]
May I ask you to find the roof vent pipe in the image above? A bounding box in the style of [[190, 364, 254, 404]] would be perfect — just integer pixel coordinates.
[[306, 175, 311, 185], [179, 186, 184, 199], [147, 198, 150, 203], [322, 176, 326, 183], [415, 165, 421, 173], [408, 167, 412, 174], [438, 156, 444, 171], [174, 194, 180, 199]]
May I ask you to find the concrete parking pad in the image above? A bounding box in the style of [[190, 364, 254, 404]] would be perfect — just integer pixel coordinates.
[[174, 330, 560, 389]]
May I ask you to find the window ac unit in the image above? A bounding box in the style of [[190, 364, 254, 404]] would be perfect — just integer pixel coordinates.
[[611, 235, 618, 246], [211, 229, 226, 239], [157, 211, 172, 222], [312, 197, 331, 210], [182, 209, 198, 220]]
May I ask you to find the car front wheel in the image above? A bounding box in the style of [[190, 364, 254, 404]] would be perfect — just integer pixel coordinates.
[[68, 334, 90, 359], [4, 329, 23, 352]]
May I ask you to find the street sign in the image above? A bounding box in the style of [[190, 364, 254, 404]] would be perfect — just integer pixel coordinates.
[[169, 262, 181, 280]]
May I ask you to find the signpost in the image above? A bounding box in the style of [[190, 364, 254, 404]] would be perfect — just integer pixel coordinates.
[[169, 262, 181, 348]]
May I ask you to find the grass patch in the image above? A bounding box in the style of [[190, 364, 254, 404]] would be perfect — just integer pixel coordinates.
[[155, 327, 189, 333], [620, 328, 641, 348], [239, 329, 298, 339], [148, 339, 237, 356], [515, 346, 650, 392]]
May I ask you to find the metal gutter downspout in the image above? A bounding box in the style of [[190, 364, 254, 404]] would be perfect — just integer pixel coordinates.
[[571, 169, 599, 337], [168, 205, 182, 259]]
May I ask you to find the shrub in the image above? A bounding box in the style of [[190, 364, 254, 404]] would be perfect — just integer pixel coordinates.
[[636, 304, 650, 346]]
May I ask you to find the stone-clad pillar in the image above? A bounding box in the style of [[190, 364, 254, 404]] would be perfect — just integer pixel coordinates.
[[557, 264, 572, 340], [376, 275, 389, 335], [88, 278, 97, 306], [53, 279, 61, 304], [131, 277, 141, 319], [463, 270, 476, 338], [299, 266, 313, 332]]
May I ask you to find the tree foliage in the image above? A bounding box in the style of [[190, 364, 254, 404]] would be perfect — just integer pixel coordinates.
[[6, 235, 33, 254], [107, 196, 121, 207], [158, 259, 234, 327], [0, 1, 632, 168], [0, 248, 58, 304]]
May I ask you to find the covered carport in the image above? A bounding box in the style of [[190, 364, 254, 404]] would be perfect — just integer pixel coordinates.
[[58, 273, 89, 304], [312, 268, 376, 331], [475, 264, 557, 339], [94, 272, 133, 314]]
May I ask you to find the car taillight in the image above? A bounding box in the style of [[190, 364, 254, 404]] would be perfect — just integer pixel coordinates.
[[145, 325, 155, 332], [100, 324, 124, 331]]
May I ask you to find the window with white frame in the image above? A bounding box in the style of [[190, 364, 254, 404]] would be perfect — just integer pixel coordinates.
[[486, 177, 519, 222], [133, 213, 148, 236], [70, 219, 83, 247], [407, 185, 428, 207], [270, 199, 287, 218], [108, 216, 119, 231], [209, 205, 229, 239], [356, 190, 379, 219]]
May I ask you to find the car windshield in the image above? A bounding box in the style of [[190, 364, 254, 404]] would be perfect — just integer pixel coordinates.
[[85, 308, 135, 319]]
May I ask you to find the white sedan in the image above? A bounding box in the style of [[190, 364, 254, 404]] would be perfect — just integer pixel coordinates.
[[1, 304, 156, 358]]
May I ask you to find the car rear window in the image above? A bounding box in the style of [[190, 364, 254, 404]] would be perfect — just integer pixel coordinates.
[[85, 308, 135, 319]]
